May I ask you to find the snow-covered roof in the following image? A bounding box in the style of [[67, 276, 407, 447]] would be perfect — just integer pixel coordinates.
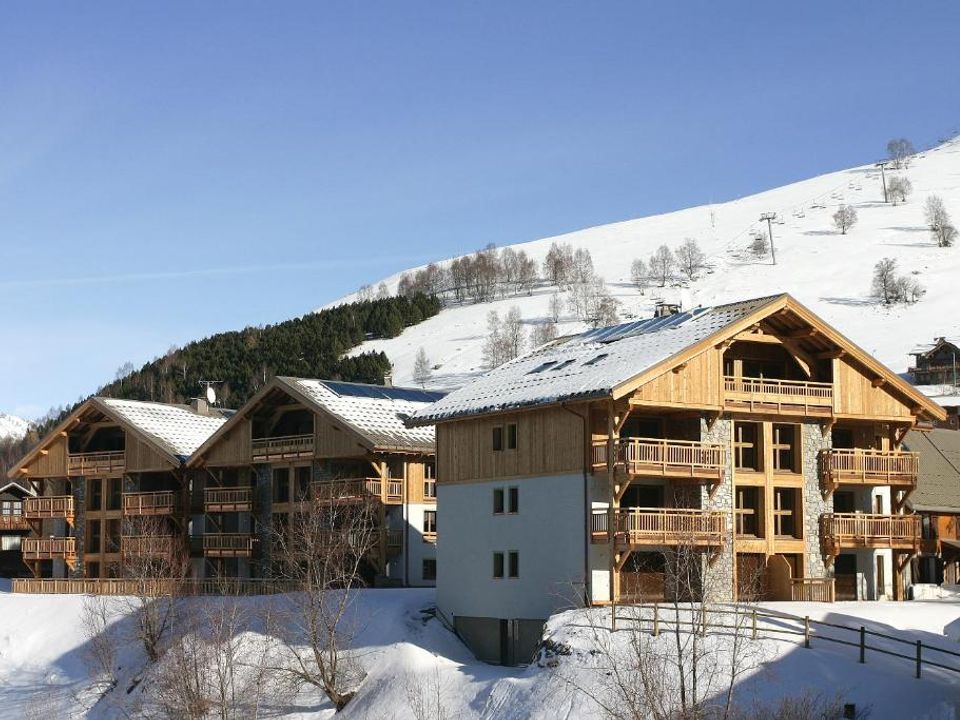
[[910, 337, 960, 356], [99, 398, 229, 460], [409, 295, 780, 424], [277, 378, 444, 452]]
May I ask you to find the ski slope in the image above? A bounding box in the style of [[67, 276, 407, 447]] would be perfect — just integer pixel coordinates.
[[0, 584, 958, 719], [338, 140, 960, 400]]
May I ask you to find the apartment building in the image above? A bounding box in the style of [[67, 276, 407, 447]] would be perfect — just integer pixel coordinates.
[[187, 377, 443, 586], [8, 397, 229, 581], [0, 480, 34, 577], [408, 294, 945, 664]]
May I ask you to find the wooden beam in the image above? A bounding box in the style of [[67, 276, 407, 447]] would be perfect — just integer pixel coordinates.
[[871, 377, 886, 388], [816, 350, 846, 360]]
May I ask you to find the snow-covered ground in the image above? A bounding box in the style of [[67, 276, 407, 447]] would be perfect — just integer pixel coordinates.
[[335, 140, 960, 395], [1, 582, 958, 719], [0, 412, 29, 442]]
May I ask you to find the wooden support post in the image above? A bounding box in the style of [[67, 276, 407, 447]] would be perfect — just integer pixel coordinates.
[[915, 641, 922, 679], [804, 616, 811, 648], [653, 603, 660, 637], [752, 610, 757, 640], [859, 626, 865, 663]]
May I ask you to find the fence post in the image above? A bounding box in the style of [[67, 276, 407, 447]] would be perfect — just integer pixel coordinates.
[[859, 626, 865, 663], [653, 603, 660, 637], [751, 609, 757, 640], [804, 616, 811, 648], [915, 641, 922, 679]]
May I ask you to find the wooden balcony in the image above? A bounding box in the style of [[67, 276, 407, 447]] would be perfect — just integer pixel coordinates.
[[203, 533, 255, 557], [251, 434, 315, 462], [0, 514, 30, 531], [123, 491, 177, 516], [204, 487, 253, 512], [820, 513, 920, 555], [591, 508, 725, 548], [592, 437, 725, 481], [23, 536, 76, 561], [819, 449, 919, 492], [67, 451, 126, 477], [122, 535, 175, 557], [23, 496, 75, 522], [311, 478, 404, 505], [790, 577, 835, 602], [724, 376, 833, 416]]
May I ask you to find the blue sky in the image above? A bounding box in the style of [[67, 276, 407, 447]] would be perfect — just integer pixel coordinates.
[[2, 2, 959, 419]]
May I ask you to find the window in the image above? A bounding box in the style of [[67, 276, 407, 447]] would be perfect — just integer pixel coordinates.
[[772, 424, 799, 473], [492, 426, 504, 452], [87, 519, 102, 554], [273, 468, 290, 503], [506, 423, 518, 450], [508, 551, 519, 578], [422, 558, 437, 581], [1, 535, 21, 551], [106, 519, 122, 553], [507, 487, 519, 514], [493, 552, 505, 578], [773, 488, 800, 538], [733, 423, 760, 471], [1, 501, 21, 516], [107, 478, 122, 511], [493, 488, 505, 514], [735, 487, 760, 536], [424, 462, 437, 498], [296, 466, 312, 499], [423, 510, 437, 537], [88, 479, 103, 511]]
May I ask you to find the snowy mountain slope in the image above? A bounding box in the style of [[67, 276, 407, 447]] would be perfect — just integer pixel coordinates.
[[1, 585, 958, 719], [0, 412, 29, 442], [337, 139, 960, 392]]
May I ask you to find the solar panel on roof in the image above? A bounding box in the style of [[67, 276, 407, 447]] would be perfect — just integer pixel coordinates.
[[320, 380, 445, 403]]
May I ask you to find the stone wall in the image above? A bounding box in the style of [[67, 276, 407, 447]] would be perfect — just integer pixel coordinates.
[[70, 476, 86, 579], [699, 416, 734, 602], [253, 464, 273, 577], [801, 422, 832, 579]]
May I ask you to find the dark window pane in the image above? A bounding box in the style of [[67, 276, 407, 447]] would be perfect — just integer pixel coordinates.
[[493, 489, 504, 514], [508, 487, 519, 513], [493, 552, 504, 578], [508, 551, 519, 578]]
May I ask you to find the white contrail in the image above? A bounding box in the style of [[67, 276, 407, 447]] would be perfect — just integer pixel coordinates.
[[0, 254, 430, 290]]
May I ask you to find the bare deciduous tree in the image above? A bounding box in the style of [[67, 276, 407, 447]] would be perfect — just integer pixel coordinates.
[[543, 242, 575, 287], [832, 204, 858, 234], [872, 257, 925, 305], [268, 483, 380, 711], [530, 320, 558, 347], [924, 195, 957, 247], [887, 176, 912, 205], [629, 258, 648, 294], [649, 245, 675, 287], [548, 292, 563, 323], [413, 347, 432, 387], [887, 137, 916, 169], [675, 238, 706, 281]]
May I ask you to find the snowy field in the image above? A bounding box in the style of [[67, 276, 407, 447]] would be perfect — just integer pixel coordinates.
[[334, 139, 960, 408], [1, 582, 958, 719]]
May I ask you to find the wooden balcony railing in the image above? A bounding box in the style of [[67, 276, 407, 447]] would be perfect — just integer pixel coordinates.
[[204, 487, 253, 512], [202, 533, 255, 556], [22, 536, 76, 560], [11, 577, 303, 596], [23, 496, 75, 521], [123, 491, 177, 516], [790, 577, 836, 603], [122, 535, 175, 557], [423, 530, 437, 544], [591, 508, 725, 547], [67, 451, 126, 476], [820, 513, 920, 552], [251, 434, 315, 462], [311, 478, 404, 505], [819, 449, 919, 488], [592, 437, 725, 480], [724, 376, 833, 413], [0, 514, 30, 531]]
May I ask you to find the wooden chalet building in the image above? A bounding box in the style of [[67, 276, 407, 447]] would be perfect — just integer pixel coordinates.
[[909, 337, 960, 387], [903, 428, 960, 589], [7, 397, 229, 587], [187, 377, 443, 586], [408, 294, 945, 664], [0, 479, 34, 577]]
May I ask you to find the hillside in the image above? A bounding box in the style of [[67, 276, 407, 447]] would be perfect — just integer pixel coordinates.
[[0, 413, 28, 442], [339, 139, 960, 398], [1, 585, 958, 719]]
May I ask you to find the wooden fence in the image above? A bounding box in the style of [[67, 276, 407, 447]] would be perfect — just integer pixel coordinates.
[[11, 577, 301, 596], [612, 603, 960, 679]]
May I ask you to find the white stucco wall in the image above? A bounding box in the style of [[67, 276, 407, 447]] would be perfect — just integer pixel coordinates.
[[437, 473, 588, 620], [391, 502, 437, 586]]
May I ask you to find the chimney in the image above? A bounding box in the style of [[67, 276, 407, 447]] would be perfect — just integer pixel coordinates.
[[190, 397, 209, 416], [383, 373, 393, 388]]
